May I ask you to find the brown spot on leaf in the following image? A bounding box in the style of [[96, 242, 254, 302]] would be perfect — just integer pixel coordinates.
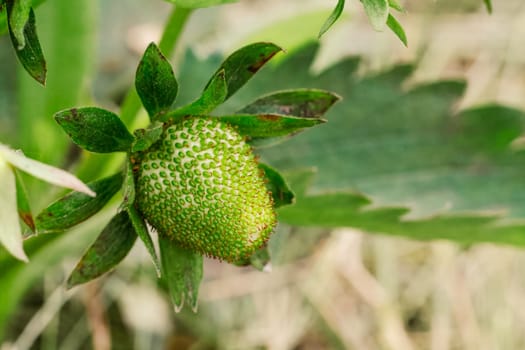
[[19, 212, 36, 231], [247, 52, 278, 73], [70, 108, 79, 120], [257, 114, 280, 121]]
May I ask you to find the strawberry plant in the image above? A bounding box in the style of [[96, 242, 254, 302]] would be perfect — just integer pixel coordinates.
[[45, 41, 337, 310], [0, 0, 513, 347]]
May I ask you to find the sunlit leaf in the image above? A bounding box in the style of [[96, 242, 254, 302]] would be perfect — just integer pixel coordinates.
[[318, 0, 345, 38], [387, 13, 407, 46], [6, 0, 30, 47], [361, 0, 389, 31], [0, 156, 27, 262], [67, 211, 137, 288], [14, 169, 34, 232], [388, 0, 404, 12], [0, 144, 95, 197]]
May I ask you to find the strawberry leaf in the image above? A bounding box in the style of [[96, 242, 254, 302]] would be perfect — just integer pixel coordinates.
[[387, 13, 407, 46], [0, 157, 27, 262], [36, 173, 123, 233], [159, 236, 203, 312], [67, 211, 137, 288], [361, 0, 389, 31], [319, 0, 345, 38], [6, 2, 46, 85], [136, 42, 178, 120], [388, 0, 404, 12], [259, 163, 294, 208], [0, 144, 95, 196], [205, 42, 283, 101], [166, 69, 227, 121], [238, 89, 340, 118], [14, 169, 34, 232], [131, 121, 164, 153], [55, 107, 134, 153], [217, 114, 325, 139], [127, 205, 161, 276], [6, 0, 30, 46]]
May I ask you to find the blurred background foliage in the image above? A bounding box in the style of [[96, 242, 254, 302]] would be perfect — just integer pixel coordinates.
[[2, 0, 525, 349]]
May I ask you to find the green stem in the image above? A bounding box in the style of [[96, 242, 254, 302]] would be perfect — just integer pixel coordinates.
[[120, 6, 193, 127], [78, 6, 193, 180]]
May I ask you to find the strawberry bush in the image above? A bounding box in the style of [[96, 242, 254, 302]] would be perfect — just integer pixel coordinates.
[[0, 0, 513, 348]]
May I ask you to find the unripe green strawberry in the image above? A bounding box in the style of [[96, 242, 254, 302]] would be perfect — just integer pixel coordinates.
[[132, 117, 276, 262]]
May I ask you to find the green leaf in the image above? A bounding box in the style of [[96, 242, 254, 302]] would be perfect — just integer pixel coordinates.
[[0, 5, 7, 36], [216, 114, 325, 139], [6, 4, 46, 84], [159, 236, 203, 312], [67, 211, 137, 288], [0, 144, 95, 197], [234, 245, 272, 271], [35, 173, 123, 233], [361, 0, 389, 31], [318, 0, 345, 38], [249, 246, 271, 271], [0, 157, 27, 261], [238, 89, 340, 118], [205, 42, 283, 101], [121, 160, 136, 210], [127, 205, 161, 276], [6, 0, 30, 47], [136, 42, 178, 119], [278, 170, 525, 248], [165, 69, 227, 121], [259, 163, 294, 208], [131, 121, 164, 153], [55, 107, 134, 153], [483, 0, 492, 13], [164, 0, 237, 8], [121, 160, 161, 275], [14, 169, 34, 232], [388, 0, 404, 12], [386, 13, 407, 46]]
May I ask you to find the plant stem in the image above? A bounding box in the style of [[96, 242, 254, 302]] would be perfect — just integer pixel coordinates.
[[78, 5, 193, 180], [120, 6, 193, 127]]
